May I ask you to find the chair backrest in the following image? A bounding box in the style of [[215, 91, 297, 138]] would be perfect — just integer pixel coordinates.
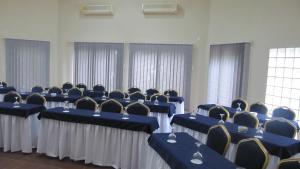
[[109, 90, 125, 99], [146, 88, 159, 96], [3, 91, 22, 103], [250, 102, 268, 115], [150, 94, 169, 103], [100, 99, 123, 113], [208, 106, 230, 121], [93, 84, 105, 92], [235, 138, 269, 169], [264, 118, 297, 138], [76, 83, 87, 91], [128, 87, 141, 94], [26, 93, 46, 105], [75, 97, 97, 111], [206, 125, 231, 155], [62, 82, 73, 90], [68, 87, 83, 97], [233, 111, 259, 128], [231, 98, 248, 111], [126, 102, 150, 116], [272, 107, 296, 121], [164, 90, 178, 97], [129, 91, 146, 101], [0, 81, 7, 87], [278, 158, 300, 169], [48, 87, 63, 94], [31, 85, 44, 93]]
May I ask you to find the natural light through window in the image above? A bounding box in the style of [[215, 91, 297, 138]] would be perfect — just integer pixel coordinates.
[[265, 48, 300, 120]]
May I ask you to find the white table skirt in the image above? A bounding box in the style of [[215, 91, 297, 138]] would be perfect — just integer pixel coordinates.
[[170, 101, 184, 115], [37, 118, 152, 169], [144, 144, 171, 169], [0, 114, 39, 153], [0, 94, 4, 102], [173, 123, 300, 169]]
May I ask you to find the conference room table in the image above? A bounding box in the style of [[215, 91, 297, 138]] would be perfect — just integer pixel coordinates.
[[0, 86, 16, 101], [0, 102, 45, 153], [37, 107, 159, 169], [171, 113, 300, 169], [145, 132, 237, 169]]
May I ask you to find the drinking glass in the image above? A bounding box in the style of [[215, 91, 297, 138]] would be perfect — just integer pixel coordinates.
[[102, 91, 107, 100], [122, 107, 129, 120], [154, 96, 159, 105], [167, 126, 177, 143], [189, 107, 198, 119], [191, 142, 203, 165], [255, 123, 264, 138], [0, 82, 3, 88], [236, 103, 242, 112], [218, 113, 225, 124], [63, 101, 69, 112], [13, 97, 20, 108], [93, 105, 101, 116]]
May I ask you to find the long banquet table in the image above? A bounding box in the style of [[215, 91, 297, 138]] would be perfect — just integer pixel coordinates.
[[37, 107, 159, 169], [0, 87, 16, 101], [145, 132, 237, 169], [171, 113, 300, 169], [0, 102, 45, 153]]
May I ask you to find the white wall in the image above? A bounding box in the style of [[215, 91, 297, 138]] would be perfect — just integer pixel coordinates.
[[207, 0, 300, 104]]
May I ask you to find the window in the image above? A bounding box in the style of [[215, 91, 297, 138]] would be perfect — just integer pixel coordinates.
[[129, 43, 192, 106], [265, 48, 300, 119], [5, 39, 50, 91], [74, 42, 124, 91]]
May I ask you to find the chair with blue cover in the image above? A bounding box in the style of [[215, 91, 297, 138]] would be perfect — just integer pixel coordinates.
[[99, 99, 123, 113], [26, 93, 46, 106], [75, 97, 97, 111], [128, 87, 141, 94], [272, 107, 296, 121], [93, 84, 105, 92], [250, 102, 268, 115], [76, 83, 87, 91], [206, 125, 231, 155], [163, 89, 178, 97], [278, 158, 300, 169], [146, 88, 159, 99], [150, 94, 169, 103], [31, 85, 44, 93], [0, 81, 7, 87], [3, 91, 22, 103], [68, 87, 83, 97], [208, 106, 230, 121], [48, 86, 63, 94], [264, 118, 297, 138], [126, 102, 150, 116], [233, 111, 259, 128], [235, 138, 269, 169], [231, 98, 248, 111], [129, 91, 146, 101], [109, 90, 125, 100], [62, 82, 73, 92]]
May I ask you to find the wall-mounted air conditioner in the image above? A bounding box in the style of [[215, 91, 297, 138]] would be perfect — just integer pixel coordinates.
[[142, 2, 178, 14], [80, 4, 113, 15]]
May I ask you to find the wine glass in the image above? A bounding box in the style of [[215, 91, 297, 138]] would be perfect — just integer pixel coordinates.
[[63, 101, 69, 112], [102, 91, 106, 100], [189, 107, 198, 119], [0, 82, 3, 88], [93, 104, 101, 117], [218, 113, 225, 124], [154, 96, 159, 105], [255, 123, 264, 138], [13, 97, 20, 108], [122, 107, 129, 120], [63, 89, 69, 98], [236, 103, 242, 112], [167, 126, 177, 143], [191, 141, 203, 165]]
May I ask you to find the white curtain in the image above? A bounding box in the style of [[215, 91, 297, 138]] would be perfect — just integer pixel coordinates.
[[207, 43, 250, 106], [5, 39, 50, 91], [129, 44, 192, 106], [74, 42, 124, 91]]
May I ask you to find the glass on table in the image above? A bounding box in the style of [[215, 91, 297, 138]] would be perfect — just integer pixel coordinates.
[[167, 126, 177, 143], [0, 82, 3, 88], [93, 104, 101, 117], [122, 107, 129, 120], [236, 103, 242, 112], [154, 96, 159, 105], [189, 107, 198, 119], [63, 101, 70, 112], [13, 97, 20, 108], [101, 91, 107, 100], [218, 113, 225, 124], [191, 141, 203, 165], [255, 123, 264, 138]]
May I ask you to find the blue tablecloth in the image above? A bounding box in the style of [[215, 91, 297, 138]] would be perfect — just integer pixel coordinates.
[[39, 107, 159, 134], [83, 90, 108, 98], [171, 114, 300, 159], [0, 86, 16, 94], [21, 92, 82, 103], [148, 132, 236, 169], [168, 96, 184, 104], [95, 98, 176, 117], [0, 102, 46, 118], [198, 104, 300, 129]]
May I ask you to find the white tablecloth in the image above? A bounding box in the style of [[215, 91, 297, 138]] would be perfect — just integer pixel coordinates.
[[0, 114, 39, 153], [37, 118, 152, 169], [173, 123, 300, 169]]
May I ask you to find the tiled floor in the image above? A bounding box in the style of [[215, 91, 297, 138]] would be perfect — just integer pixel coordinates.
[[0, 150, 114, 169]]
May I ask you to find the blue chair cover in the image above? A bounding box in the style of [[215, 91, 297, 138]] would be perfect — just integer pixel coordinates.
[[62, 82, 73, 91], [146, 88, 159, 96], [235, 138, 268, 169], [76, 83, 87, 91], [26, 94, 46, 105], [208, 106, 229, 121], [76, 97, 97, 111], [48, 87, 63, 94], [126, 102, 150, 116], [31, 86, 44, 93], [93, 84, 105, 92], [128, 87, 141, 94], [273, 107, 296, 120], [0, 81, 7, 87], [68, 88, 82, 97], [150, 94, 168, 103], [129, 92, 146, 100], [164, 90, 178, 97], [100, 99, 123, 113], [250, 103, 268, 115], [206, 125, 231, 155], [3, 92, 21, 103], [231, 98, 248, 111], [279, 158, 300, 169], [109, 91, 125, 99], [265, 119, 296, 138], [233, 112, 258, 128]]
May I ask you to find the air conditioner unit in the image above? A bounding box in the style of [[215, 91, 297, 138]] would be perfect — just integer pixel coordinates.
[[80, 5, 113, 15], [142, 2, 178, 14]]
